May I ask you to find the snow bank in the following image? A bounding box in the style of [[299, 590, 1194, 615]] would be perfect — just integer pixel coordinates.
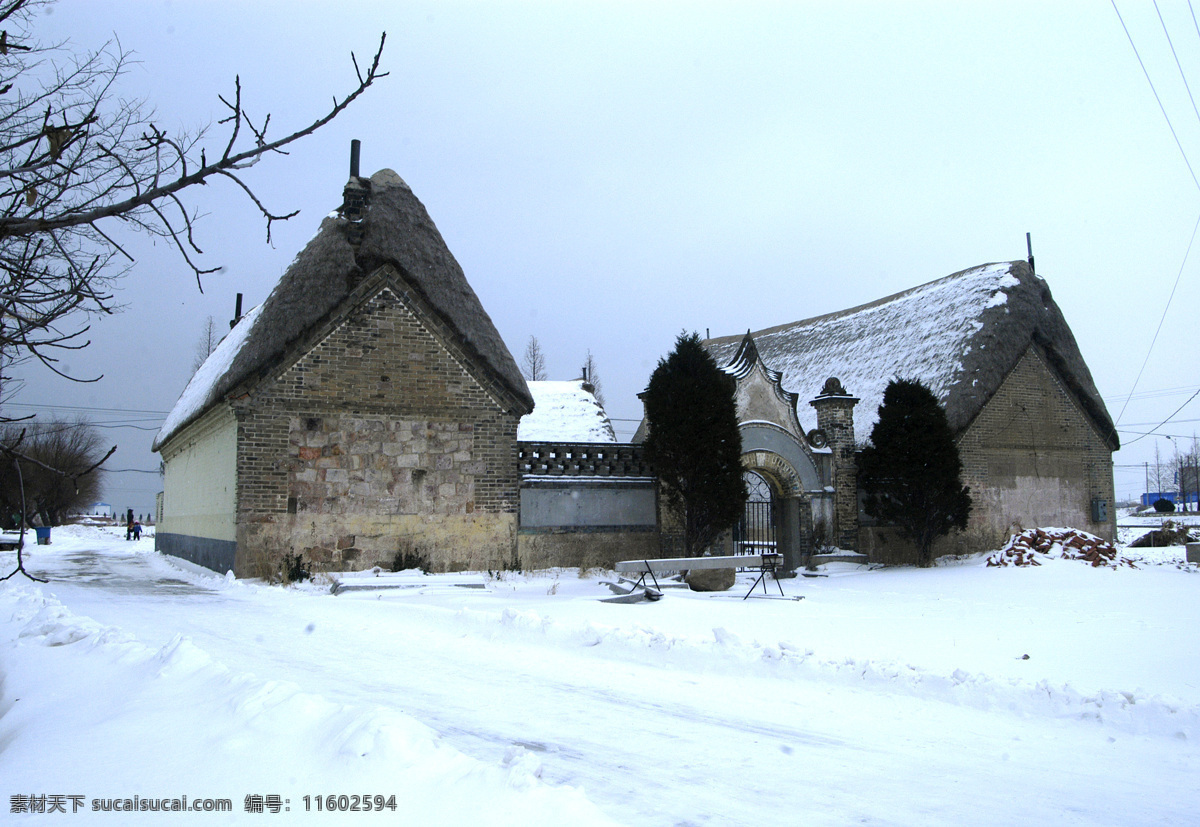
[[431, 600, 1198, 742], [0, 585, 615, 825]]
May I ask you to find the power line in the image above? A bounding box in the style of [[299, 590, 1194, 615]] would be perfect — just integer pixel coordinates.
[[1113, 211, 1200, 429], [1121, 387, 1200, 445], [1104, 384, 1200, 403], [0, 402, 170, 417], [1191, 0, 1200, 60], [1118, 416, 1200, 427], [88, 424, 162, 431], [1117, 431, 1196, 440], [1154, 0, 1200, 128], [1113, 0, 1200, 191], [1110, 2, 1200, 435]]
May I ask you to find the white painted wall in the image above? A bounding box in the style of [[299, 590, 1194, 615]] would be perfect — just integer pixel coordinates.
[[158, 405, 238, 542]]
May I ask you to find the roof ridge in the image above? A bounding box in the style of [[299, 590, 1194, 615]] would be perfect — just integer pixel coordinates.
[[708, 261, 1019, 345], [701, 260, 1114, 449]]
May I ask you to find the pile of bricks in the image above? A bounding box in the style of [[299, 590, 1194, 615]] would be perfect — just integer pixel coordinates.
[[986, 527, 1135, 569]]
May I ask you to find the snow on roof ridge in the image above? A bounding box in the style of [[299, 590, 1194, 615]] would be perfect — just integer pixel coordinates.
[[708, 261, 1016, 346], [154, 171, 533, 450], [703, 260, 1113, 447]]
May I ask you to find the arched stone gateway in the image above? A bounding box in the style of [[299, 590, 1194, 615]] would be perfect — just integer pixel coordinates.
[[687, 330, 849, 567], [736, 440, 818, 571], [742, 450, 802, 496]]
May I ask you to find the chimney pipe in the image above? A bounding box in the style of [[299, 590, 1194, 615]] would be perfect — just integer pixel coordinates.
[[1026, 232, 1035, 276], [350, 139, 361, 179], [230, 292, 243, 329]]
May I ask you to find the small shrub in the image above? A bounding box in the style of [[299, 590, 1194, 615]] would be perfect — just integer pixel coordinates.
[[391, 542, 428, 573], [282, 552, 310, 583], [1153, 498, 1176, 513], [811, 521, 837, 555]]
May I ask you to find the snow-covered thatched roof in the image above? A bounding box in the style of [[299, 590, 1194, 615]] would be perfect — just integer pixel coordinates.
[[517, 380, 616, 443], [705, 261, 1117, 449], [155, 169, 531, 451]]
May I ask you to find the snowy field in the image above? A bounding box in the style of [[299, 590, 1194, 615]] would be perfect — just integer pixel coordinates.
[[1116, 507, 1200, 546], [2, 526, 1198, 825]]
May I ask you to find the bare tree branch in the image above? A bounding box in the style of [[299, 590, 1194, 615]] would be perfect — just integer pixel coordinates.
[[0, 33, 388, 239], [0, 0, 386, 377]]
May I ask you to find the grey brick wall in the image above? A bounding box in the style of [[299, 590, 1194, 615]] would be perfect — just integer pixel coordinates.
[[232, 287, 521, 575], [955, 345, 1116, 547]]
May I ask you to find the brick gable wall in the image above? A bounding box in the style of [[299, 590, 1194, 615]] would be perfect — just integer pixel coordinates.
[[860, 345, 1116, 563], [955, 345, 1115, 547], [233, 286, 521, 576]]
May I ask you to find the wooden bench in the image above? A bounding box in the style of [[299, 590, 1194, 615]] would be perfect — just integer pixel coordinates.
[[614, 553, 785, 600]]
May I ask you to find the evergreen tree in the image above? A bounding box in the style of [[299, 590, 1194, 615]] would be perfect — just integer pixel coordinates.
[[857, 379, 972, 567], [642, 331, 746, 556]]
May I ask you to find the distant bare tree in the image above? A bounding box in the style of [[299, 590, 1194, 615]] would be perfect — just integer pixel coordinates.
[[0, 0, 387, 384], [1150, 444, 1172, 495], [191, 315, 218, 374], [522, 335, 546, 382], [0, 416, 113, 581], [1169, 437, 1199, 512], [583, 349, 605, 407], [0, 417, 107, 528]]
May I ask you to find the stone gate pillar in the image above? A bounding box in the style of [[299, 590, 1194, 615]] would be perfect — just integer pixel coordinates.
[[810, 378, 859, 551]]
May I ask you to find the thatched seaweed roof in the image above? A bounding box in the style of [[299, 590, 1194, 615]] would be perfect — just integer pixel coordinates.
[[155, 169, 531, 451], [705, 261, 1118, 449]]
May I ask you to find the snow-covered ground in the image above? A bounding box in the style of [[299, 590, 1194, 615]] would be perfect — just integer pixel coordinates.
[[2, 526, 1198, 824]]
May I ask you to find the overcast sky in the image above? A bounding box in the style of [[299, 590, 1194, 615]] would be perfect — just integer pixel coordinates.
[[8, 0, 1200, 514]]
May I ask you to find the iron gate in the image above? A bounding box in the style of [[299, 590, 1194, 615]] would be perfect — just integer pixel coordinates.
[[734, 500, 777, 555]]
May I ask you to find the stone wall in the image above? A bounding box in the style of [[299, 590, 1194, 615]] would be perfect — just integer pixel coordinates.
[[520, 481, 657, 528], [233, 286, 522, 576], [517, 529, 659, 572]]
